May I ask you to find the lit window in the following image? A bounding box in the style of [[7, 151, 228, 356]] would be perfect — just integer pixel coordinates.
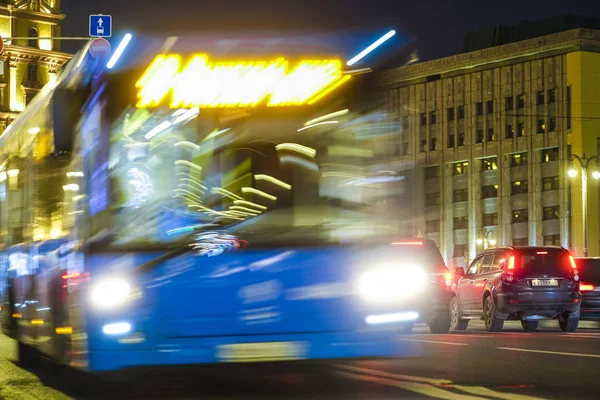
[[453, 161, 468, 175]]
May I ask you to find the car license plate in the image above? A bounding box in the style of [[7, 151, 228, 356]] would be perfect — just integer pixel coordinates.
[[531, 279, 559, 287], [216, 341, 308, 363]]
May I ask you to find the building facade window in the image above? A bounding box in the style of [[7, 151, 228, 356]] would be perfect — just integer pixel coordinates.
[[454, 216, 468, 230], [453, 189, 468, 203], [506, 124, 514, 139], [505, 96, 514, 111], [542, 147, 559, 162], [458, 105, 465, 119], [543, 206, 560, 220], [402, 141, 409, 156], [28, 27, 39, 48], [517, 122, 525, 137], [537, 119, 546, 134], [420, 139, 427, 153], [511, 180, 528, 195], [486, 100, 493, 114], [548, 88, 556, 104], [481, 185, 498, 199], [447, 107, 454, 121], [512, 209, 528, 223], [425, 166, 439, 179], [453, 161, 468, 175], [420, 113, 427, 126], [429, 111, 437, 124], [27, 63, 38, 82], [476, 102, 483, 116], [511, 152, 528, 166], [457, 132, 465, 146], [517, 95, 525, 109], [549, 117, 556, 132], [430, 137, 437, 151], [448, 134, 455, 148], [544, 234, 560, 246], [513, 238, 528, 246], [537, 91, 545, 105], [487, 128, 495, 141], [476, 129, 483, 144], [543, 176, 560, 191], [481, 157, 498, 171], [426, 219, 440, 233], [482, 213, 498, 226]]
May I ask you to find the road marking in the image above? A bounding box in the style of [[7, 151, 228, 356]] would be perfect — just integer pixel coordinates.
[[409, 334, 492, 338], [453, 385, 548, 400], [338, 371, 487, 400], [399, 338, 468, 346], [339, 364, 548, 400], [498, 347, 600, 358], [558, 334, 600, 339], [337, 364, 451, 385]]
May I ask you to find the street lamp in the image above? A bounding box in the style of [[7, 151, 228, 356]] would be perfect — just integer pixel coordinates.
[[569, 153, 600, 257], [476, 228, 496, 250]]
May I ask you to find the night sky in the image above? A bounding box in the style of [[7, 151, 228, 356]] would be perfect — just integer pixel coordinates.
[[61, 0, 600, 61]]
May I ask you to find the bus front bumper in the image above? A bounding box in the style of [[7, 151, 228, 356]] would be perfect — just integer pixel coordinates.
[[87, 330, 420, 371]]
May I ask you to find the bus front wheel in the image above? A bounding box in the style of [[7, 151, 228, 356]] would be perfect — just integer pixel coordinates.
[[18, 342, 40, 368]]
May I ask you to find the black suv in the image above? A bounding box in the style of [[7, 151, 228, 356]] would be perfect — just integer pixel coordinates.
[[450, 246, 582, 332]]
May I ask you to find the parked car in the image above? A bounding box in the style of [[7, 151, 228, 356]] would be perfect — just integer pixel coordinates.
[[574, 258, 600, 321], [450, 246, 582, 332]]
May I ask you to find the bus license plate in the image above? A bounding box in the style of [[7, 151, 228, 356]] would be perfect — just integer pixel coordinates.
[[531, 279, 559, 287], [216, 341, 308, 363]]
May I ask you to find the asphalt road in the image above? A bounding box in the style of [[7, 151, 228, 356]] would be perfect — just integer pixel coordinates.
[[1, 320, 600, 399]]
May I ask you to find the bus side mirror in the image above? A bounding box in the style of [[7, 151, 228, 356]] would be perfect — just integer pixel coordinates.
[[51, 88, 84, 154]]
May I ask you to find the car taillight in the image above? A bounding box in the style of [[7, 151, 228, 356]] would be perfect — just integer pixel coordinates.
[[502, 256, 516, 282], [580, 282, 595, 292], [568, 255, 580, 281], [445, 271, 452, 287]]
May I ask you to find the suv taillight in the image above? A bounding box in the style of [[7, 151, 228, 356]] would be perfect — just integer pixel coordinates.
[[568, 255, 580, 282], [502, 255, 516, 282]]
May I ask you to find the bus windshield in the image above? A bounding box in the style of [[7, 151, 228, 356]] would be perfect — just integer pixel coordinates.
[[87, 72, 403, 248]]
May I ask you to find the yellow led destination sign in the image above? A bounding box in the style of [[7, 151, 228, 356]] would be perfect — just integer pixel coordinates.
[[136, 54, 350, 108]]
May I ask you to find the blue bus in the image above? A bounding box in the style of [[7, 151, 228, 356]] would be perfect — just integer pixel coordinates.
[[0, 34, 448, 372]]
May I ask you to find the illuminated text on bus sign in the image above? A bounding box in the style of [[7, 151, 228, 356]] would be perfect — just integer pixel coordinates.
[[136, 54, 350, 108]]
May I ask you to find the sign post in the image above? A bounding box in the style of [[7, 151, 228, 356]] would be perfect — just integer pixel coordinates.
[[89, 14, 112, 38]]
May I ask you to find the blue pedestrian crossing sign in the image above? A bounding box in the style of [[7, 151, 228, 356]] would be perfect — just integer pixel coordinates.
[[89, 14, 112, 38]]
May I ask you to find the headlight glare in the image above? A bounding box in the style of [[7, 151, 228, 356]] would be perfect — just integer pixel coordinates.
[[91, 278, 131, 309], [358, 266, 426, 303]]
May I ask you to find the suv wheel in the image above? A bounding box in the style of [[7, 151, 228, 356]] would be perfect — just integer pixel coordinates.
[[558, 312, 579, 332], [428, 313, 451, 334], [483, 296, 504, 332], [521, 320, 538, 332], [450, 297, 469, 331]]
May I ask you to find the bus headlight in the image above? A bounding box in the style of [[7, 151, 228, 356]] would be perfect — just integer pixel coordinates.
[[91, 278, 131, 309], [358, 266, 427, 304]]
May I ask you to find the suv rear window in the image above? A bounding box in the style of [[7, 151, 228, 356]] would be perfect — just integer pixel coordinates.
[[516, 248, 570, 272]]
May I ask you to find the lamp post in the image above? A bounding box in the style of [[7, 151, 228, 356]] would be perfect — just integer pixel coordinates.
[[568, 153, 600, 257], [476, 228, 496, 250]]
